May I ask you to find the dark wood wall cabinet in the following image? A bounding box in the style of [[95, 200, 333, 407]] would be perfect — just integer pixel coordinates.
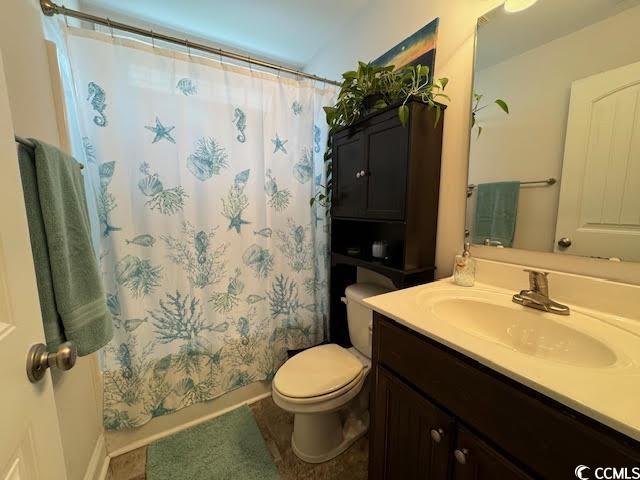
[[329, 100, 444, 346], [370, 314, 640, 479]]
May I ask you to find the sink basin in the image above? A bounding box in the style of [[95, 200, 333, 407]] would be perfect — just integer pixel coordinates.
[[429, 296, 617, 368]]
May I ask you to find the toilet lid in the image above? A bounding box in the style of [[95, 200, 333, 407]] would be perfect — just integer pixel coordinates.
[[273, 344, 364, 399]]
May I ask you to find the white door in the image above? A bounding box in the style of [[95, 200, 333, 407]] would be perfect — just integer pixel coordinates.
[[555, 61, 640, 261], [0, 56, 67, 479]]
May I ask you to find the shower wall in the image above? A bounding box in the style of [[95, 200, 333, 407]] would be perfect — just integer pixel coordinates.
[[0, 1, 105, 480]]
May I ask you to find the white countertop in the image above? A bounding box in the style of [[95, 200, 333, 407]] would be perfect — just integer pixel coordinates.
[[363, 277, 640, 442]]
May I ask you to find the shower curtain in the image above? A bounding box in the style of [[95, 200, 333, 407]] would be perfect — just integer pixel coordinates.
[[61, 27, 335, 430]]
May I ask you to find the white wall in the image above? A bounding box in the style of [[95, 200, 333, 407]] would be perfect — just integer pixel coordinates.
[[469, 5, 640, 252], [0, 2, 105, 480], [306, 0, 640, 285]]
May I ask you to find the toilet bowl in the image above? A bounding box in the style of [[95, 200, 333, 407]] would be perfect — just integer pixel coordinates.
[[272, 283, 390, 463]]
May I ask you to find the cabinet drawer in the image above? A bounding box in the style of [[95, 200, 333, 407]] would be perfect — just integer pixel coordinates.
[[374, 314, 640, 478]]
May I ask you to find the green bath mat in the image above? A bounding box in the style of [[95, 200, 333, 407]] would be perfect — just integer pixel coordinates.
[[146, 405, 280, 480]]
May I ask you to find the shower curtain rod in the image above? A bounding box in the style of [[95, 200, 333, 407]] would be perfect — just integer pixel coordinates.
[[39, 0, 341, 87]]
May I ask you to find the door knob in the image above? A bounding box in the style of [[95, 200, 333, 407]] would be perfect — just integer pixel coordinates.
[[430, 428, 444, 443], [26, 341, 77, 383], [557, 237, 572, 248], [454, 448, 469, 465]]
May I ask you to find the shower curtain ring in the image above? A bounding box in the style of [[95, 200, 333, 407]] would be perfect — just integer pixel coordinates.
[[106, 18, 114, 38], [64, 12, 69, 27], [184, 38, 191, 57], [150, 30, 156, 48], [218, 48, 223, 65], [248, 56, 253, 73]]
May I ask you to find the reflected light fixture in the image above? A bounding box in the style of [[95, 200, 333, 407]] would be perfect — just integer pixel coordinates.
[[504, 0, 539, 13]]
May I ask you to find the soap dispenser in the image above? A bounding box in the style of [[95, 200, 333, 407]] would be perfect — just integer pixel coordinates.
[[453, 242, 476, 287]]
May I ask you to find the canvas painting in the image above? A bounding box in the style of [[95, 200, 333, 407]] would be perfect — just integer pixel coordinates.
[[372, 18, 439, 76]]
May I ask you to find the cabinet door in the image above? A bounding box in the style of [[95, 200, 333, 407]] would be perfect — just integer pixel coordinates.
[[370, 367, 454, 480], [452, 427, 533, 480], [364, 118, 408, 220], [331, 131, 365, 218]]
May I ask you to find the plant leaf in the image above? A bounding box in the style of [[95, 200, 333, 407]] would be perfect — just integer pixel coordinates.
[[373, 99, 388, 110], [398, 104, 410, 126], [494, 99, 509, 114]]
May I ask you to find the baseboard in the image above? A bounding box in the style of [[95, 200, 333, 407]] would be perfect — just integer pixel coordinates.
[[83, 434, 109, 480], [106, 381, 272, 458]]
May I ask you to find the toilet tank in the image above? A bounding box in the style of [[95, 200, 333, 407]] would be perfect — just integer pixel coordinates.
[[344, 283, 392, 359]]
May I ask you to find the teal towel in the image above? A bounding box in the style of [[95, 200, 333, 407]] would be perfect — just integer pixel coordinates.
[[473, 181, 520, 248], [18, 140, 112, 356]]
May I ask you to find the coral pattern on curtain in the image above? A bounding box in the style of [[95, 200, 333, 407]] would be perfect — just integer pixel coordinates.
[[64, 28, 335, 430]]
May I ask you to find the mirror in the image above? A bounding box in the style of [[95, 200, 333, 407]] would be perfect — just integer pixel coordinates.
[[466, 0, 640, 262]]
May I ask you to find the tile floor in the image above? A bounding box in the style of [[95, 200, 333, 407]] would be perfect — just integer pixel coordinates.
[[106, 396, 368, 480]]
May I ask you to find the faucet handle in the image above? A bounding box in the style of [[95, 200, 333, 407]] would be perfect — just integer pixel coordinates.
[[523, 269, 549, 296]]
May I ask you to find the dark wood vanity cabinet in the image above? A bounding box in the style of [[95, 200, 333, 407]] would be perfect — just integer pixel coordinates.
[[370, 313, 640, 479], [371, 368, 454, 480]]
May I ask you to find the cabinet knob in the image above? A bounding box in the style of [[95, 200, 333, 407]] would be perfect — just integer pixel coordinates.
[[454, 448, 469, 465], [360, 169, 366, 177], [430, 428, 444, 443], [355, 172, 361, 178]]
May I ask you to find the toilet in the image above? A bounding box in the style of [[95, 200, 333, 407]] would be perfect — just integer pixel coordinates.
[[272, 283, 390, 463]]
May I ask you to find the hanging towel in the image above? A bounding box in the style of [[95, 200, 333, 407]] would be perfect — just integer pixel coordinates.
[[472, 181, 520, 248], [17, 140, 112, 356]]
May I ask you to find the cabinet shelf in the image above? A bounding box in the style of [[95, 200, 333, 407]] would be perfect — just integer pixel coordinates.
[[331, 252, 434, 288]]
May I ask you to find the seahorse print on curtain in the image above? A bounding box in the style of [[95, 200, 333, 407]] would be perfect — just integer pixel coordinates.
[[233, 108, 247, 143], [276, 219, 314, 272], [64, 28, 336, 431], [161, 222, 228, 288], [87, 81, 107, 127]]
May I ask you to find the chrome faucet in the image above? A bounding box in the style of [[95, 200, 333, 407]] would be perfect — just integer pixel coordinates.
[[512, 270, 570, 315]]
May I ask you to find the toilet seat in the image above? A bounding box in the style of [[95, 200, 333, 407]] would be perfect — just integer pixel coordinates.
[[273, 368, 366, 405], [273, 344, 364, 399]]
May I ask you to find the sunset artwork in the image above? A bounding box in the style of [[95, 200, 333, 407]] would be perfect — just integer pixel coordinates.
[[372, 18, 439, 77]]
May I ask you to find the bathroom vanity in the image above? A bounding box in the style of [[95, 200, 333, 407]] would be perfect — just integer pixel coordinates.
[[364, 264, 640, 479]]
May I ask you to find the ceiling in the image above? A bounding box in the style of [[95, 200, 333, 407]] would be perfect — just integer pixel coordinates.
[[476, 0, 640, 70], [78, 0, 370, 69]]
